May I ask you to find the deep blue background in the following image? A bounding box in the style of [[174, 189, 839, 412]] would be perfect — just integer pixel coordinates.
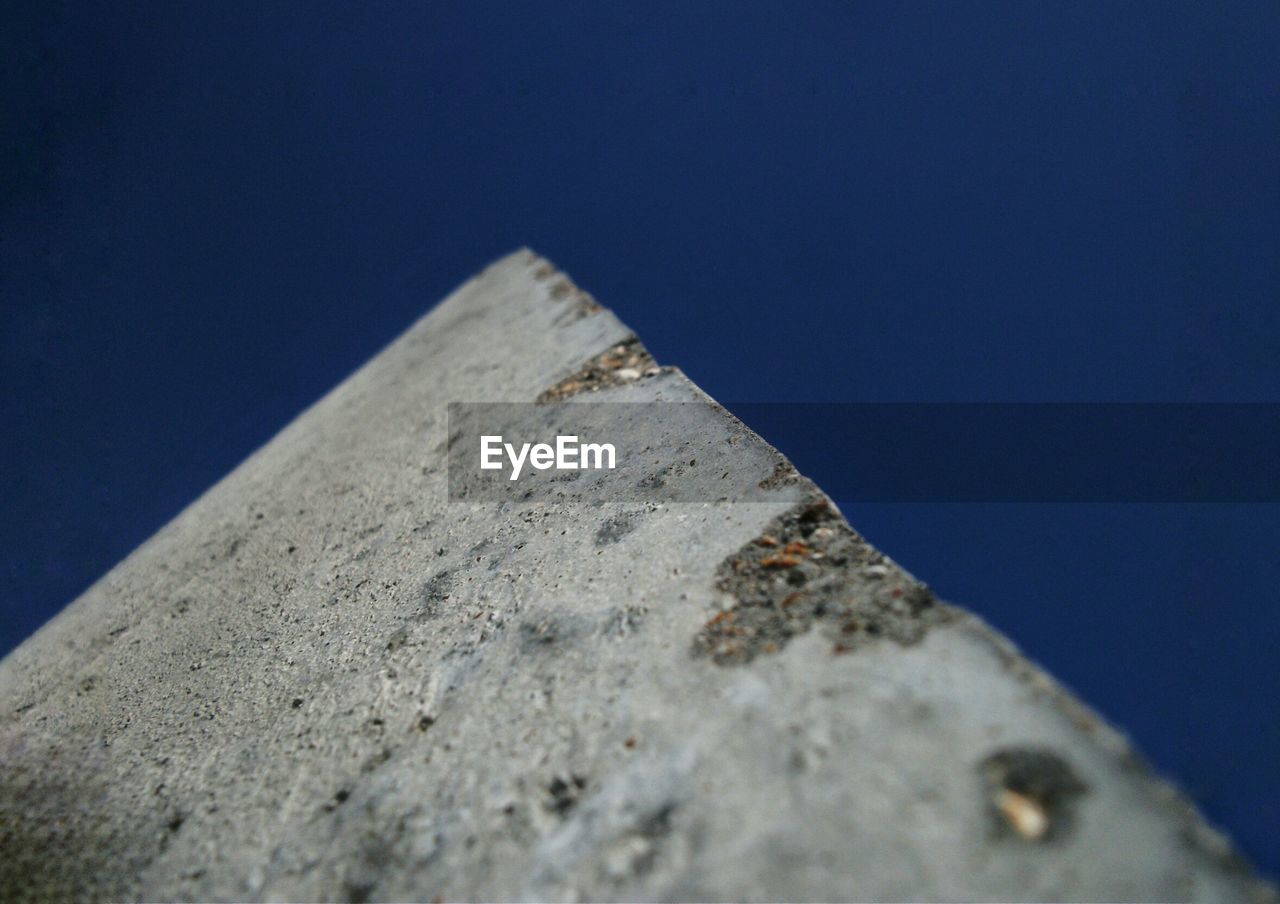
[[3, 1, 1277, 876]]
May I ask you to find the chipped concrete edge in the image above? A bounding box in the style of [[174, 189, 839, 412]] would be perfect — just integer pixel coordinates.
[[527, 248, 1274, 895]]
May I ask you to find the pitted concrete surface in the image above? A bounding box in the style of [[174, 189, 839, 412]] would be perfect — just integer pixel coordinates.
[[0, 250, 1273, 902]]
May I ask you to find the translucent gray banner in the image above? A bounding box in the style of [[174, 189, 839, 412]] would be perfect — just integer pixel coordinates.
[[447, 402, 1280, 503]]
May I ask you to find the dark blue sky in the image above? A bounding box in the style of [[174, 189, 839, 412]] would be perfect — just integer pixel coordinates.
[[3, 1, 1277, 876]]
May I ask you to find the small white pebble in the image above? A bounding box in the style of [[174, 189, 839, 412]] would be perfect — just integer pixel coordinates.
[[997, 789, 1049, 840], [863, 564, 889, 578], [616, 368, 641, 381]]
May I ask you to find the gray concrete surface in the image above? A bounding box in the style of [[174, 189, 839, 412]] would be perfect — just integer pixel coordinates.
[[0, 250, 1273, 902]]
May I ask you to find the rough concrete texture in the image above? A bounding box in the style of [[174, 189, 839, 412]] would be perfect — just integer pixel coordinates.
[[0, 250, 1273, 903]]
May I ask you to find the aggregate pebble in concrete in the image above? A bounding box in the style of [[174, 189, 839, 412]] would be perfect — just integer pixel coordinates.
[[0, 250, 1274, 902]]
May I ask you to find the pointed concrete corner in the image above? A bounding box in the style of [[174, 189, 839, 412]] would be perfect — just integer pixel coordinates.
[[1, 252, 1274, 902]]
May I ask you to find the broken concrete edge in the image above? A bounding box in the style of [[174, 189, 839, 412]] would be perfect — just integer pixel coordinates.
[[512, 248, 1272, 889], [537, 337, 668, 403], [689, 490, 1263, 883], [695, 496, 951, 665]]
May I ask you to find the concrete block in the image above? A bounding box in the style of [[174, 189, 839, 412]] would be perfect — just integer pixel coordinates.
[[0, 251, 1272, 902]]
